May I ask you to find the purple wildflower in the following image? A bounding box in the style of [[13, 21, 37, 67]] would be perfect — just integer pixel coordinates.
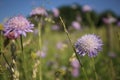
[[74, 34, 103, 57], [36, 50, 46, 58], [3, 15, 34, 39], [71, 58, 80, 68], [30, 7, 48, 16], [71, 68, 79, 77], [102, 17, 116, 24], [82, 5, 92, 12], [52, 8, 59, 17], [56, 42, 67, 50], [71, 21, 81, 30], [51, 25, 60, 31]]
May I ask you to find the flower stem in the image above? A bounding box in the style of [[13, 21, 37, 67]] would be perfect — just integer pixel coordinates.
[[20, 35, 27, 80], [2, 52, 12, 73], [0, 31, 12, 78], [38, 19, 42, 80], [92, 58, 98, 80], [20, 35, 23, 53], [59, 16, 88, 80]]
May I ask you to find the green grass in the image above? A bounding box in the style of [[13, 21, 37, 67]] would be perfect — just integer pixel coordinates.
[[0, 26, 120, 80]]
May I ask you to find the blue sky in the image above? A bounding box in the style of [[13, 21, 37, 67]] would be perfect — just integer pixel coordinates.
[[0, 0, 120, 22]]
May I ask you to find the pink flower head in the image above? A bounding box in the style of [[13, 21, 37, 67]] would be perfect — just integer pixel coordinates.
[[72, 21, 81, 30], [3, 15, 34, 39], [103, 16, 116, 24], [36, 50, 46, 58], [30, 7, 48, 16], [52, 8, 59, 17], [71, 58, 80, 68], [82, 5, 92, 12], [75, 34, 103, 57], [71, 68, 79, 77], [51, 25, 60, 30]]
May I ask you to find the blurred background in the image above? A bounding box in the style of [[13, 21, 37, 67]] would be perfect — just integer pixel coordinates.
[[0, 0, 120, 80]]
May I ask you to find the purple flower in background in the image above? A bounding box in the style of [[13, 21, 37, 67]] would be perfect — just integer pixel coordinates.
[[51, 25, 60, 31], [82, 5, 92, 12], [71, 68, 79, 77], [71, 58, 80, 68], [52, 8, 59, 17], [72, 21, 81, 30], [56, 42, 67, 50], [30, 7, 48, 16], [3, 15, 34, 39], [36, 50, 46, 58], [103, 17, 116, 24], [74, 34, 103, 57], [117, 21, 120, 26]]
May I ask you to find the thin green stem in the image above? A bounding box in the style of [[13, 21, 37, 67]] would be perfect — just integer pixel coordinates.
[[20, 35, 23, 53], [92, 58, 98, 80], [59, 16, 88, 80], [38, 19, 42, 80], [0, 31, 13, 77], [86, 13, 95, 29], [2, 52, 12, 74], [20, 35, 27, 80]]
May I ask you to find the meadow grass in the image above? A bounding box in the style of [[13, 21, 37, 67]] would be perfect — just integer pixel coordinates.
[[0, 24, 120, 80]]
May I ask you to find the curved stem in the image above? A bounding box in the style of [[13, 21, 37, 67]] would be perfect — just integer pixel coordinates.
[[20, 35, 27, 80], [2, 52, 12, 74], [92, 58, 98, 80], [38, 18, 42, 80], [59, 16, 88, 80]]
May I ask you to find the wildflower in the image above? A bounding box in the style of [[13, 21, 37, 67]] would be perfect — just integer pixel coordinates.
[[51, 25, 60, 31], [56, 42, 67, 51], [102, 16, 116, 24], [82, 5, 92, 12], [71, 68, 79, 77], [30, 7, 48, 16], [52, 8, 59, 17], [36, 50, 46, 58], [70, 58, 80, 68], [3, 15, 34, 39], [74, 34, 103, 57], [71, 21, 81, 30]]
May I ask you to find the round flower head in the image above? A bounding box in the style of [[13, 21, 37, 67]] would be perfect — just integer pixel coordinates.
[[3, 15, 34, 39], [102, 17, 116, 24], [30, 7, 48, 16], [70, 58, 80, 68], [72, 21, 81, 30], [52, 8, 59, 17], [82, 5, 92, 12], [74, 34, 103, 57]]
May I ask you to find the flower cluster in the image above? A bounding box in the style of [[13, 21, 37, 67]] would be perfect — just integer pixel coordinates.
[[82, 5, 92, 12], [30, 7, 48, 16], [71, 21, 81, 30], [3, 15, 34, 39], [74, 34, 103, 57], [52, 8, 59, 17]]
